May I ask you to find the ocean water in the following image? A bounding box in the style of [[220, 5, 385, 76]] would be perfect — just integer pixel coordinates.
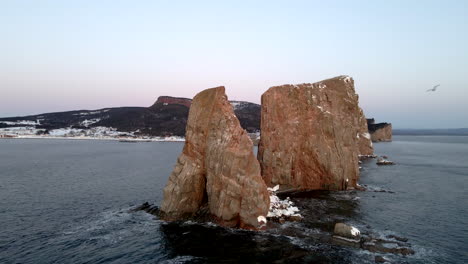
[[0, 136, 467, 263]]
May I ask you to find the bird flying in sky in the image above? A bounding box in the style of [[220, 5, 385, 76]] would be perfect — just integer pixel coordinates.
[[427, 84, 440, 92]]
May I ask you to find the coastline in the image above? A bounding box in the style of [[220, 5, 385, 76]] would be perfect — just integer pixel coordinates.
[[0, 135, 185, 142]]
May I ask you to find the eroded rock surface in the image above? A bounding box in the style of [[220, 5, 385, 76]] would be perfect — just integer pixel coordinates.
[[334, 223, 361, 239], [367, 119, 392, 142], [160, 87, 269, 229], [258, 76, 369, 191], [371, 124, 392, 142], [357, 109, 374, 155]]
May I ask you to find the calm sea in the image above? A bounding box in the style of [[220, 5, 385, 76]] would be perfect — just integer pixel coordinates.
[[0, 136, 467, 263]]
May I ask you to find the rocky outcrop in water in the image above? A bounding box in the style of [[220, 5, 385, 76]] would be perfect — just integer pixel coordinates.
[[160, 87, 270, 229], [376, 158, 395, 165], [357, 110, 374, 155], [334, 223, 361, 240], [367, 119, 392, 142], [258, 76, 368, 191]]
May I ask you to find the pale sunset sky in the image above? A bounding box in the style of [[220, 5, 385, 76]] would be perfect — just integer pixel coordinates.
[[1, 1, 467, 128]]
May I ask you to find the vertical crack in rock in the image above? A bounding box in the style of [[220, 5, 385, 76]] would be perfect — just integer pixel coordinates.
[[161, 87, 270, 229]]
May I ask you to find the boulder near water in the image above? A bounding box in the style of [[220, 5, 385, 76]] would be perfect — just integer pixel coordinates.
[[333, 223, 361, 239], [160, 87, 270, 229], [258, 76, 371, 191]]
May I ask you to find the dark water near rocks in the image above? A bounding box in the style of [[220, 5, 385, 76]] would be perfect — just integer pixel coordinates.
[[0, 136, 467, 263]]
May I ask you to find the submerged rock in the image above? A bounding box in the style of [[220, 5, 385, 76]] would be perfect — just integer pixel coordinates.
[[374, 255, 387, 263], [376, 158, 395, 165], [387, 234, 409, 242], [131, 202, 160, 215], [330, 223, 415, 256], [160, 87, 270, 229], [258, 76, 369, 191], [160, 221, 323, 263], [359, 154, 377, 160], [362, 241, 415, 256]]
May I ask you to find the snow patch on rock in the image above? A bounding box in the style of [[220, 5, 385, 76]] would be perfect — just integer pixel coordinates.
[[266, 185, 302, 220]]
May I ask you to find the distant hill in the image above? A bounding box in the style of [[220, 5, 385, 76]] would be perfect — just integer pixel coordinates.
[[0, 96, 261, 136], [393, 128, 468, 136]]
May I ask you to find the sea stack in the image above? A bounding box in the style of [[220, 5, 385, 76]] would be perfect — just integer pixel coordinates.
[[160, 87, 270, 229], [357, 109, 374, 155], [258, 76, 370, 191], [367, 119, 392, 142]]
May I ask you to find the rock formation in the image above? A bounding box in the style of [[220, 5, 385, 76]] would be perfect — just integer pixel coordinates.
[[151, 96, 192, 108], [367, 119, 392, 142], [333, 223, 361, 239], [357, 110, 374, 155], [160, 87, 270, 229], [258, 76, 369, 191]]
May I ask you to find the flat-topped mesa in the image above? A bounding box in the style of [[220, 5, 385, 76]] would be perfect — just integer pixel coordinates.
[[258, 76, 371, 191], [151, 96, 193, 108], [160, 87, 270, 229]]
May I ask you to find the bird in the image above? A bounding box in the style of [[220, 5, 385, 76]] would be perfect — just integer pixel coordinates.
[[427, 84, 440, 92]]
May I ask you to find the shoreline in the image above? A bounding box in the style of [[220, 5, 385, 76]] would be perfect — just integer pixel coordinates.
[[0, 135, 185, 142]]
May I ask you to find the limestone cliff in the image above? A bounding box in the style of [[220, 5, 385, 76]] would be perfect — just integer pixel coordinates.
[[160, 87, 269, 229], [258, 76, 368, 191], [357, 109, 374, 155], [367, 119, 392, 142]]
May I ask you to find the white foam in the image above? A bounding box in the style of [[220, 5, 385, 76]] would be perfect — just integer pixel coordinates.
[[350, 226, 360, 236]]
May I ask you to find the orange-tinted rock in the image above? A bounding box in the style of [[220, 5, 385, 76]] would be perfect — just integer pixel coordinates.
[[161, 87, 269, 229], [357, 109, 374, 155], [370, 123, 392, 142], [258, 76, 368, 191]]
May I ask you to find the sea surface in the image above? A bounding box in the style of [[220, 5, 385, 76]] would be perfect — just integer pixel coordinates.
[[0, 136, 467, 263]]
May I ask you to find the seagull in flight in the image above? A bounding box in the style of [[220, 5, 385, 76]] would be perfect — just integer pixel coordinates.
[[427, 84, 440, 92]]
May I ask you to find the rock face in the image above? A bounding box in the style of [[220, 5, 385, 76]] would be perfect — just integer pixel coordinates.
[[160, 87, 270, 229], [357, 110, 374, 155], [258, 76, 368, 191], [367, 119, 392, 142]]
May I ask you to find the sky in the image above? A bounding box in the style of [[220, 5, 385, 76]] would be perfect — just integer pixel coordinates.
[[1, 0, 467, 128]]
